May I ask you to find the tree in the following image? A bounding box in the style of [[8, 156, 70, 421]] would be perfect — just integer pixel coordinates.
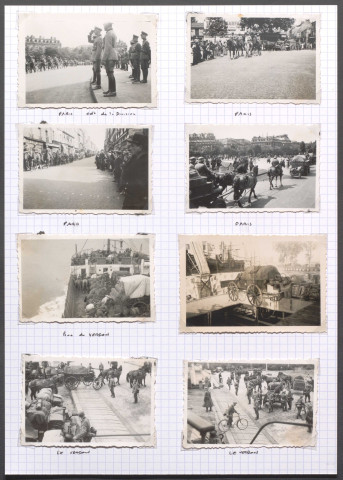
[[275, 241, 305, 265], [299, 141, 306, 154], [204, 17, 228, 38], [253, 144, 262, 156], [240, 17, 295, 32]]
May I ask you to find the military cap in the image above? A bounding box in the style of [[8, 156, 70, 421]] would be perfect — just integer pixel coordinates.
[[141, 31, 148, 36], [78, 411, 85, 418], [94, 26, 102, 32], [104, 22, 113, 30], [126, 132, 148, 148], [132, 34, 139, 40]]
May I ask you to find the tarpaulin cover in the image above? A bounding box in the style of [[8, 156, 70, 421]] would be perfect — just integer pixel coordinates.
[[118, 274, 150, 299], [64, 365, 89, 375]]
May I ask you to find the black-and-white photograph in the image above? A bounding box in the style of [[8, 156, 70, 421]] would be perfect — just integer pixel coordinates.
[[184, 360, 317, 448], [20, 124, 151, 213], [187, 14, 320, 103], [18, 13, 157, 107], [179, 235, 326, 333], [19, 235, 155, 323], [22, 355, 156, 447], [187, 124, 319, 211]]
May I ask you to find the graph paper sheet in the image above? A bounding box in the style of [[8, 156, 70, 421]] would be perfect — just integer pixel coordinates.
[[5, 4, 337, 476]]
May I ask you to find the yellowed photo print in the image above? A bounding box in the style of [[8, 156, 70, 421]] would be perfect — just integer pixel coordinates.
[[184, 360, 318, 448], [20, 124, 152, 214], [19, 234, 155, 323], [19, 13, 157, 107], [180, 235, 326, 333], [187, 124, 319, 212], [187, 14, 320, 103], [23, 355, 156, 447]]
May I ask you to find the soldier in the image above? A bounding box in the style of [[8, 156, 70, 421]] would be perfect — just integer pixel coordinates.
[[253, 394, 260, 420], [234, 378, 239, 396], [305, 403, 313, 433], [304, 384, 311, 403], [128, 40, 134, 78], [101, 22, 117, 97], [88, 26, 103, 90], [280, 391, 288, 412], [121, 133, 149, 210], [194, 158, 216, 182], [109, 372, 116, 398], [225, 402, 239, 428], [226, 376, 232, 390], [73, 412, 91, 442], [218, 372, 223, 384], [140, 31, 151, 83], [132, 379, 140, 403], [286, 389, 294, 410], [296, 395, 305, 419], [131, 35, 141, 83], [203, 388, 213, 412], [246, 382, 253, 405]]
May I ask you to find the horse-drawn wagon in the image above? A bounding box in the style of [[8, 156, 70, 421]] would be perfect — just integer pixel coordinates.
[[62, 365, 96, 390], [227, 265, 292, 308]]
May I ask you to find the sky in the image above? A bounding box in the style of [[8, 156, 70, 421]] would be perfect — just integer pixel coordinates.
[[21, 237, 150, 318], [189, 125, 319, 143], [23, 13, 154, 48], [192, 14, 316, 28], [202, 237, 321, 266]]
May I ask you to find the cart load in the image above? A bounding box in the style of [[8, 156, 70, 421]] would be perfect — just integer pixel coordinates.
[[290, 155, 311, 178]]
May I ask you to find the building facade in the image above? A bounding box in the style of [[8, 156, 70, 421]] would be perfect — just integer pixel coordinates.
[[26, 35, 62, 51]]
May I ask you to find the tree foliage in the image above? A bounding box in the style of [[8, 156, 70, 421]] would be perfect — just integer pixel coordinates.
[[239, 17, 295, 32], [204, 17, 228, 38], [275, 241, 317, 265]]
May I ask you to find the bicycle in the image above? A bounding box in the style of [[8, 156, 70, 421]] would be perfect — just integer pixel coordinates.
[[218, 413, 249, 432]]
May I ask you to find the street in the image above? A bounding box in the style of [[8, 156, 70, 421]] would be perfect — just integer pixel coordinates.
[[191, 50, 316, 100], [188, 370, 313, 446], [222, 163, 317, 210], [25, 65, 151, 104], [23, 156, 124, 211]]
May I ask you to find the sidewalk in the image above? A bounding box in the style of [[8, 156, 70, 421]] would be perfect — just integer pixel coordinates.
[[91, 68, 152, 105]]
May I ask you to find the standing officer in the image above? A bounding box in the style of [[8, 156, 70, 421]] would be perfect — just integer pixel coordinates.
[[128, 40, 134, 79], [109, 372, 116, 398], [140, 31, 151, 83], [234, 377, 239, 396], [132, 379, 140, 403], [88, 26, 103, 90], [286, 389, 294, 410], [253, 393, 260, 420], [247, 382, 253, 405], [131, 35, 141, 83], [304, 384, 311, 403], [102, 22, 117, 97], [122, 132, 149, 210]]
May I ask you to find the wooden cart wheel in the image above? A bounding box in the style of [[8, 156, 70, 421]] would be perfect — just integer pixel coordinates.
[[227, 282, 239, 302], [82, 375, 93, 387], [246, 284, 263, 307], [92, 378, 103, 390], [65, 376, 79, 390]]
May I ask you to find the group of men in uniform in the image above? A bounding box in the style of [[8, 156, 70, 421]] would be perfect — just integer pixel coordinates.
[[94, 132, 149, 210], [88, 24, 151, 97]]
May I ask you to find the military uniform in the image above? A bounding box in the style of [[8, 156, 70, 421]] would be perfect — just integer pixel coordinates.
[[74, 416, 91, 442], [88, 29, 103, 87], [122, 133, 149, 210], [140, 34, 151, 83], [131, 38, 141, 82], [102, 23, 118, 95]]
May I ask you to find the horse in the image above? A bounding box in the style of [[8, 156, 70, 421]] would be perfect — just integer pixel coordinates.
[[268, 159, 285, 190], [28, 375, 61, 400], [252, 36, 262, 56], [235, 37, 245, 57], [226, 38, 237, 60], [233, 165, 259, 208], [277, 372, 292, 387], [126, 363, 150, 387], [245, 37, 253, 57], [101, 366, 123, 385]]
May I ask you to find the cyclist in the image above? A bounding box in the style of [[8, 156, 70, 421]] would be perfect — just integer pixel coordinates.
[[225, 402, 239, 428]]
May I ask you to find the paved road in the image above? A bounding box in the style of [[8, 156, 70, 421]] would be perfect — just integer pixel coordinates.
[[191, 50, 316, 100], [25, 65, 151, 104], [23, 156, 124, 211], [210, 371, 311, 446], [215, 161, 317, 209]]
